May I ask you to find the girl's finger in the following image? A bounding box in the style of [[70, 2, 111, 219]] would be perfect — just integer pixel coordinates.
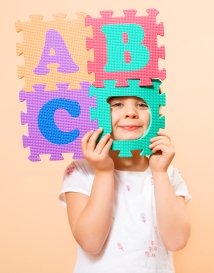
[[149, 139, 171, 149], [157, 131, 171, 140], [150, 134, 171, 143], [94, 133, 111, 154], [81, 130, 94, 152], [152, 144, 175, 156], [85, 128, 103, 152], [151, 144, 169, 154], [99, 137, 113, 156]]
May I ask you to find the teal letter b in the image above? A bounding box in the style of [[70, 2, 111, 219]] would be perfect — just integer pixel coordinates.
[[102, 24, 150, 72]]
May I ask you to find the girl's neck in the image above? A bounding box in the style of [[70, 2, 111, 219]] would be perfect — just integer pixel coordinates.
[[110, 150, 149, 172]]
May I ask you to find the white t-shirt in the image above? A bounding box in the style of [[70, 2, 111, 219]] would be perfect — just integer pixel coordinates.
[[59, 160, 191, 273]]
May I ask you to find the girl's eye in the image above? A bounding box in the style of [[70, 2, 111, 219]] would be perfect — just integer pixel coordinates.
[[111, 102, 123, 108], [137, 102, 148, 109]]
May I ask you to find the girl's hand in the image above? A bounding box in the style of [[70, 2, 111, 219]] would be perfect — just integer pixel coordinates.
[[81, 128, 114, 173], [149, 131, 175, 173]]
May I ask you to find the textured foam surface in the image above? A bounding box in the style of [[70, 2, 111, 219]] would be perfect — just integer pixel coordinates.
[[16, 13, 94, 91], [20, 82, 97, 161], [86, 9, 165, 87], [16, 9, 167, 161]]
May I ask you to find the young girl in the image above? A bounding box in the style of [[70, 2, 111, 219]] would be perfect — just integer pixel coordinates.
[[59, 96, 191, 273]]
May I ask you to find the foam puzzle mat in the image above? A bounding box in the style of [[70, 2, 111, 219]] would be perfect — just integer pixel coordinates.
[[16, 9, 166, 161]]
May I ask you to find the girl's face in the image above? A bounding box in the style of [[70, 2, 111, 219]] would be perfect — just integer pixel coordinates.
[[108, 96, 150, 140]]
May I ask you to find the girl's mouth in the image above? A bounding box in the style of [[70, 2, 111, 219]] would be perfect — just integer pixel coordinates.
[[120, 126, 141, 131]]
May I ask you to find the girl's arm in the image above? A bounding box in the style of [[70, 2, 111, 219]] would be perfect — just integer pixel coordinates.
[[65, 129, 114, 255], [149, 131, 191, 251], [152, 173, 190, 251]]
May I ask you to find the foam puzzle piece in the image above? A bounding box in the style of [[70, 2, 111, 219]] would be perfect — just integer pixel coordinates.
[[86, 9, 165, 87], [16, 13, 94, 91], [89, 79, 165, 157], [20, 82, 97, 161]]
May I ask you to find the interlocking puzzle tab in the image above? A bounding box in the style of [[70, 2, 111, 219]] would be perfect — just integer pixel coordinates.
[[16, 9, 166, 161]]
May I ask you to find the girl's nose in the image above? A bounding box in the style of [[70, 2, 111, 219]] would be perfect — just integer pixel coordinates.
[[124, 105, 138, 118]]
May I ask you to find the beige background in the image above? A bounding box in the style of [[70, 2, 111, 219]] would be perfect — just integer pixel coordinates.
[[1, 0, 214, 272]]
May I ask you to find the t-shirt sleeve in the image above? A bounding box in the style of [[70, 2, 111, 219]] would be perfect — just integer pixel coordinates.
[[168, 166, 192, 203], [59, 160, 94, 206]]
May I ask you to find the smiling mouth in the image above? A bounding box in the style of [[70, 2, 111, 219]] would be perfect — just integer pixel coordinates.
[[120, 126, 141, 131]]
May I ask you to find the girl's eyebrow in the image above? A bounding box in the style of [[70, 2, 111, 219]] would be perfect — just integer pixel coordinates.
[[138, 99, 147, 104], [107, 97, 122, 104], [107, 96, 147, 103], [107, 96, 121, 101]]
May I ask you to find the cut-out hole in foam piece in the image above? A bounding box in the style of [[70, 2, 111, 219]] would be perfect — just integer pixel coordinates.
[[90, 79, 166, 157], [107, 96, 151, 141]]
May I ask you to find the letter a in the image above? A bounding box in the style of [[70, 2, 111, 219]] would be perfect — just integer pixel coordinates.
[[34, 29, 79, 75]]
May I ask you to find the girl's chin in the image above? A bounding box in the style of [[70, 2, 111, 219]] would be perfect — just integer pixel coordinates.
[[112, 129, 146, 140], [111, 130, 146, 140], [113, 135, 143, 140]]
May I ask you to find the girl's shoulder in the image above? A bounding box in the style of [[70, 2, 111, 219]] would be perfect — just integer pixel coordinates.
[[60, 160, 94, 203], [167, 165, 184, 181], [167, 165, 189, 192], [66, 159, 94, 176]]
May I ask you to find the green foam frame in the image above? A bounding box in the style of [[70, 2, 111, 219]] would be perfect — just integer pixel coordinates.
[[89, 79, 166, 157]]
